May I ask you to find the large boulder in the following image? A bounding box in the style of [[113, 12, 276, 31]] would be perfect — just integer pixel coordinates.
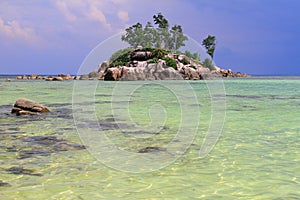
[[79, 74, 89, 80], [53, 77, 64, 81], [30, 74, 38, 80], [98, 61, 109, 73], [45, 76, 54, 81], [197, 67, 210, 75], [104, 67, 123, 81], [88, 71, 102, 79], [179, 65, 200, 80], [234, 72, 248, 77], [119, 60, 183, 81], [177, 54, 191, 63], [130, 51, 153, 61], [11, 98, 50, 115], [58, 74, 72, 80], [156, 67, 184, 80]]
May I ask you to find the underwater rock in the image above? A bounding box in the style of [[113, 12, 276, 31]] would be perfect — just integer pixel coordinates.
[[18, 135, 85, 159], [6, 166, 42, 176], [17, 149, 52, 159], [52, 141, 86, 151], [11, 98, 50, 115], [0, 180, 10, 187], [138, 146, 166, 153], [21, 135, 60, 145]]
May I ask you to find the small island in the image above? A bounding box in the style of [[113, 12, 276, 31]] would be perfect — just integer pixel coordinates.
[[9, 13, 247, 81], [81, 12, 247, 81], [82, 46, 247, 81]]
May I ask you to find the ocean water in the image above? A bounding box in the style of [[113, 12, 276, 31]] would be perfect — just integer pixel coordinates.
[[0, 77, 299, 199]]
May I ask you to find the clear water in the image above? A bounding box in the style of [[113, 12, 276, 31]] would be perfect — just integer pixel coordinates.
[[0, 77, 299, 199]]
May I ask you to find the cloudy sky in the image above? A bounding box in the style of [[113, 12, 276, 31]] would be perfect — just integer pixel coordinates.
[[0, 0, 300, 75]]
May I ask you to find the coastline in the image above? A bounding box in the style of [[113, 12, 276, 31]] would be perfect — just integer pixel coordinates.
[[1, 74, 300, 80]]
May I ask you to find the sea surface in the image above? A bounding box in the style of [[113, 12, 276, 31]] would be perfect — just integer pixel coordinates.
[[0, 77, 299, 199]]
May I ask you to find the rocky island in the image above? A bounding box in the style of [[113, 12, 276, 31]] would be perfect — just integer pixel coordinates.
[[83, 47, 247, 81], [82, 13, 247, 81]]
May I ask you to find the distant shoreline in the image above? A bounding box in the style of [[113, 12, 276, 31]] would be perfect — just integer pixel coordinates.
[[1, 74, 300, 80], [0, 74, 77, 77], [1, 74, 300, 78]]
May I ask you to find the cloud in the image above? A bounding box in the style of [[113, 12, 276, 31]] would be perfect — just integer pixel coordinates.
[[55, 1, 77, 21], [117, 10, 129, 22], [54, 0, 113, 30], [0, 17, 41, 45], [87, 3, 111, 30]]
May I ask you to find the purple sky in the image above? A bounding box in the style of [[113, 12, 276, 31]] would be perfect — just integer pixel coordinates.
[[0, 0, 300, 75]]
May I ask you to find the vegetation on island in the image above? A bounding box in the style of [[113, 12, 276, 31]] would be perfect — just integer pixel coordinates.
[[121, 12, 188, 51], [203, 58, 216, 70], [110, 12, 217, 70], [202, 35, 216, 58]]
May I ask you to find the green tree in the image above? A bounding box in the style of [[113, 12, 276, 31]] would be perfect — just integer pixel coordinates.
[[182, 50, 200, 61], [170, 25, 188, 51], [202, 35, 216, 59], [144, 22, 155, 47], [121, 22, 144, 48], [153, 12, 170, 49], [203, 58, 215, 70], [121, 12, 188, 51], [109, 48, 133, 67], [153, 12, 169, 28]]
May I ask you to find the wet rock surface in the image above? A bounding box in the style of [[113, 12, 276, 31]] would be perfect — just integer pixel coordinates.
[[11, 98, 50, 115], [1, 102, 86, 159]]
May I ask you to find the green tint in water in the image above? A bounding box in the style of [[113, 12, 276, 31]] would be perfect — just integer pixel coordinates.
[[0, 78, 299, 199]]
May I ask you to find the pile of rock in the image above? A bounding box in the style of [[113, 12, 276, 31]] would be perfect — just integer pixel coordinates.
[[85, 51, 248, 81], [45, 74, 73, 81], [219, 69, 248, 78], [16, 74, 44, 80], [15, 74, 80, 81], [79, 62, 109, 80], [104, 60, 183, 81]]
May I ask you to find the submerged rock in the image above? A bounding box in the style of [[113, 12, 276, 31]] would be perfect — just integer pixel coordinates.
[[17, 149, 52, 159], [11, 98, 50, 115], [138, 146, 166, 153], [0, 180, 10, 187], [17, 135, 85, 159], [5, 166, 42, 176]]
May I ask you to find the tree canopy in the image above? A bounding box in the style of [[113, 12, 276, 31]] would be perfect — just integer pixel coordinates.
[[202, 35, 216, 59], [121, 12, 188, 51]]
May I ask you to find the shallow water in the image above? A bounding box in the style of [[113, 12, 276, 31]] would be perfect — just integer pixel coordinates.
[[0, 77, 299, 199]]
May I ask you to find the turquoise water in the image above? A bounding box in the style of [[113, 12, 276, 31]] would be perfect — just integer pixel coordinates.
[[0, 77, 299, 199]]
